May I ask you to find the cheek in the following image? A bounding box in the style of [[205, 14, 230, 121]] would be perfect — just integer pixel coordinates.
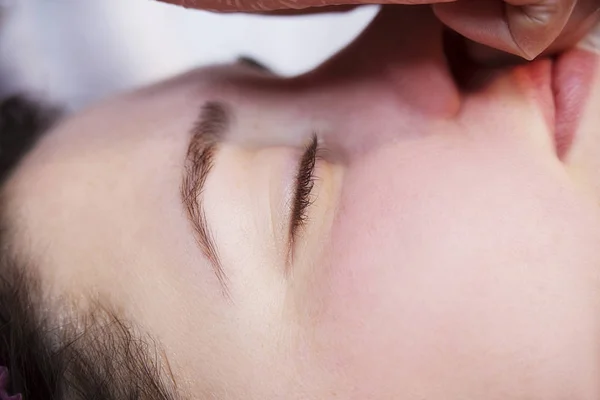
[[307, 139, 600, 398]]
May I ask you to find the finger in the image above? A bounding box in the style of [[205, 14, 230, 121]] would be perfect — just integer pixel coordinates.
[[546, 0, 600, 54], [160, 0, 455, 13], [183, 4, 358, 15], [505, 0, 578, 58], [434, 0, 577, 60], [258, 4, 358, 15], [437, 0, 599, 66], [577, 10, 600, 53]]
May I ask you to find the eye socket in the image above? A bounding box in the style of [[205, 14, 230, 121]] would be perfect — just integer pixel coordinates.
[[289, 134, 319, 245]]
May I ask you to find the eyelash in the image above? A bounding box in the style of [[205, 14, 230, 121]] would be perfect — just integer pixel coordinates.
[[290, 134, 319, 242]]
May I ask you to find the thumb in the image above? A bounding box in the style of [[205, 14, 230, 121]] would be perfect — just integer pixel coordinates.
[[577, 14, 600, 53], [434, 0, 577, 60], [506, 0, 577, 59]]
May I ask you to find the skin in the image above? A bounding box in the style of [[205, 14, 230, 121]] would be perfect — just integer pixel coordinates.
[[4, 6, 600, 399]]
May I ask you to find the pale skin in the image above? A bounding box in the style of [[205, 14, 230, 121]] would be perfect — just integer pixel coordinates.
[[5, 6, 600, 399]]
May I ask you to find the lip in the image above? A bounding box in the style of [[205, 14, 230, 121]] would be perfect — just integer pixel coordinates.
[[515, 49, 596, 159], [552, 49, 596, 159]]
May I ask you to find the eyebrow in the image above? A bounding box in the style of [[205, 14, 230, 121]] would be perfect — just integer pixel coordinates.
[[181, 101, 230, 295]]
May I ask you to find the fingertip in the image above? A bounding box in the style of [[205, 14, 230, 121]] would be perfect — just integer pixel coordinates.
[[433, 0, 525, 57], [505, 0, 576, 59], [464, 40, 528, 66]]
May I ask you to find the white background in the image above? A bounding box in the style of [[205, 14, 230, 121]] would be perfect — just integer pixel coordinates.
[[0, 0, 377, 110]]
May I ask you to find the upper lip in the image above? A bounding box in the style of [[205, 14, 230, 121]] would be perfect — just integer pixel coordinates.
[[550, 48, 592, 159], [445, 29, 588, 159]]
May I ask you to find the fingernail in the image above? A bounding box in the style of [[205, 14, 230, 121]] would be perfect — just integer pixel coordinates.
[[506, 1, 574, 60], [515, 41, 544, 61], [506, 9, 549, 60], [465, 40, 527, 66]]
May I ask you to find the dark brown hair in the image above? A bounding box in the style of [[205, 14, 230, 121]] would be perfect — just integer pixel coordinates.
[[0, 95, 179, 400]]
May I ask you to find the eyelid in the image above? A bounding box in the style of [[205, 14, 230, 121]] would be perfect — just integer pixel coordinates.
[[288, 134, 319, 253]]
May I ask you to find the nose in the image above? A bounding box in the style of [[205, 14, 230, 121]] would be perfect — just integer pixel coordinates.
[[316, 6, 462, 118]]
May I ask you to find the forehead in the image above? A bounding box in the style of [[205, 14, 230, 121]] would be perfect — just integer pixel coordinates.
[[1, 73, 204, 290]]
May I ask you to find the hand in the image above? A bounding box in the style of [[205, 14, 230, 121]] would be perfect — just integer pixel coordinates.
[[433, 0, 600, 59], [159, 0, 600, 59], [159, 0, 452, 13]]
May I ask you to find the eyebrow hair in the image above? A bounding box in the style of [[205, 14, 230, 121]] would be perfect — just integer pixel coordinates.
[[181, 101, 230, 295]]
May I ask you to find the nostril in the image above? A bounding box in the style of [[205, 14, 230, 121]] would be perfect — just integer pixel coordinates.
[[443, 28, 486, 91]]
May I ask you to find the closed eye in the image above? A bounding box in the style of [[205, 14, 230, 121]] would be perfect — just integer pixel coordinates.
[[289, 134, 319, 247]]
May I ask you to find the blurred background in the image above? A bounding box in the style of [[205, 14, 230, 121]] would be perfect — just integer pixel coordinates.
[[0, 0, 377, 111]]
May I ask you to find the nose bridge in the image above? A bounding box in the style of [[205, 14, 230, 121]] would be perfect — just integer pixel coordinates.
[[318, 87, 456, 168], [305, 8, 464, 160], [316, 6, 461, 117]]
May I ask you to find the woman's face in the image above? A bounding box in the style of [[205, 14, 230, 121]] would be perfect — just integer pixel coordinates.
[[6, 6, 600, 399]]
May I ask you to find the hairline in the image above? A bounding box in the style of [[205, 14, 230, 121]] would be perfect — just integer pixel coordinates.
[[0, 96, 184, 400]]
